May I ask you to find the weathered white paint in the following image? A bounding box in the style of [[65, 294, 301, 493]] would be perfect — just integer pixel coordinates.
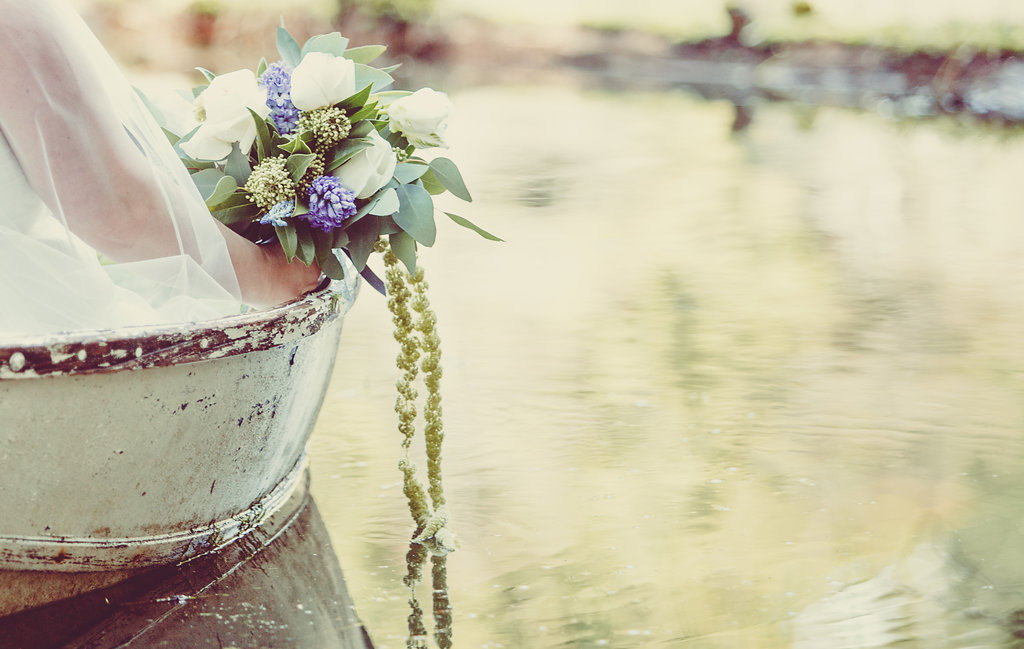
[[0, 285, 354, 610]]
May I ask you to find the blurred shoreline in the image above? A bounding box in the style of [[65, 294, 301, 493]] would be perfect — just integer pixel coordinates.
[[80, 3, 1024, 125]]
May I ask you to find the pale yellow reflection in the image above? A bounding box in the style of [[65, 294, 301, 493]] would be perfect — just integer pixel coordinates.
[[311, 87, 1024, 647]]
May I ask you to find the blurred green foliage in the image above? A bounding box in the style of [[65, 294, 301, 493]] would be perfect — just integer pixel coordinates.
[[338, 0, 436, 22]]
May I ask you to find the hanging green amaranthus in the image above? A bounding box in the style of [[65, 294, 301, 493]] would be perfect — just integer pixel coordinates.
[[379, 239, 455, 556]]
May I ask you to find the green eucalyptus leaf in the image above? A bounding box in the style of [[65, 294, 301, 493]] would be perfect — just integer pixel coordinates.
[[275, 223, 299, 261], [285, 153, 318, 183], [319, 250, 346, 280], [256, 57, 268, 78], [213, 191, 252, 209], [445, 212, 504, 241], [212, 202, 258, 226], [294, 221, 316, 265], [419, 168, 446, 195], [161, 127, 181, 147], [428, 157, 472, 202], [312, 227, 334, 254], [393, 183, 436, 246], [301, 32, 349, 58], [332, 229, 350, 248], [345, 217, 380, 270], [393, 162, 428, 184], [389, 231, 417, 275], [343, 44, 387, 64], [354, 63, 393, 94], [276, 26, 302, 67], [369, 187, 399, 215], [192, 84, 208, 98], [379, 63, 401, 74], [223, 143, 251, 185], [195, 67, 216, 82], [192, 169, 237, 206], [378, 214, 401, 235]]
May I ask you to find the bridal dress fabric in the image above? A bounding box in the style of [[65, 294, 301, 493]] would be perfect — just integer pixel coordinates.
[[0, 1, 245, 336]]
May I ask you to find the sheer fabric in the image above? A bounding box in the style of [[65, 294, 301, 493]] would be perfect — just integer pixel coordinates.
[[0, 0, 244, 335]]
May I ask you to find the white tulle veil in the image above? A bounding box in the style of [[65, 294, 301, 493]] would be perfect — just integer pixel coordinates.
[[0, 0, 243, 335]]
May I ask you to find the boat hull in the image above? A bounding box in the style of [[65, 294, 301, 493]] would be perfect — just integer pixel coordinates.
[[0, 285, 354, 613]]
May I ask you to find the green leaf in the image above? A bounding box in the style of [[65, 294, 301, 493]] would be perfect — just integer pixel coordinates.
[[275, 223, 298, 261], [319, 250, 346, 280], [338, 85, 373, 112], [286, 153, 318, 183], [223, 143, 251, 185], [161, 127, 181, 147], [212, 201, 258, 226], [278, 137, 313, 155], [343, 44, 387, 64], [378, 214, 401, 235], [347, 100, 380, 123], [445, 212, 503, 241], [393, 162, 428, 184], [389, 231, 417, 275], [419, 168, 446, 195], [133, 86, 168, 130], [332, 229, 350, 248], [249, 108, 272, 161], [369, 187, 399, 215], [256, 57, 268, 78], [429, 158, 472, 202], [293, 221, 316, 265], [373, 90, 412, 106], [325, 138, 373, 172], [276, 27, 302, 67], [357, 263, 387, 296], [345, 217, 380, 270], [393, 183, 436, 246], [301, 32, 349, 58], [195, 67, 216, 82], [213, 191, 253, 209], [354, 63, 393, 94], [349, 120, 375, 139], [192, 169, 237, 207]]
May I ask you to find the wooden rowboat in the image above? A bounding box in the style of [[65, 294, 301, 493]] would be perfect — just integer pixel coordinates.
[[0, 282, 357, 615]]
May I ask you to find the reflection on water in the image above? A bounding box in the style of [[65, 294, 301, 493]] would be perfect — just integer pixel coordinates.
[[310, 85, 1024, 647]]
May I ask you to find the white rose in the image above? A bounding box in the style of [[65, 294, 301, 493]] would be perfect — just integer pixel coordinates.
[[332, 129, 397, 199], [388, 88, 452, 149], [290, 52, 357, 111], [181, 69, 269, 161]]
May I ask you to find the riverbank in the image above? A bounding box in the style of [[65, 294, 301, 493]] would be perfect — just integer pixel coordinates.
[[81, 4, 1024, 125]]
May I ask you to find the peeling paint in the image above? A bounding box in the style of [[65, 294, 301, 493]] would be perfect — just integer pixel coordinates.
[[0, 287, 346, 380]]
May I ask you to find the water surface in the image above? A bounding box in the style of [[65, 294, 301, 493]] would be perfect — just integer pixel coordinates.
[[310, 86, 1024, 648]]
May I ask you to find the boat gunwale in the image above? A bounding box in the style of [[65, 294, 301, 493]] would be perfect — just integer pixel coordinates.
[[0, 284, 346, 379]]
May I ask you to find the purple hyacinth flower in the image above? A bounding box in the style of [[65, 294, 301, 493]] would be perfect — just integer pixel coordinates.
[[304, 176, 357, 232], [259, 61, 300, 135]]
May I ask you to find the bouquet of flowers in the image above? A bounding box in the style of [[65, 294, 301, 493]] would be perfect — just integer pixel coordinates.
[[148, 25, 497, 292]]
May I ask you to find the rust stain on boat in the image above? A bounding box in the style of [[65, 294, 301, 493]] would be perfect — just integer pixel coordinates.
[[0, 289, 344, 379]]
